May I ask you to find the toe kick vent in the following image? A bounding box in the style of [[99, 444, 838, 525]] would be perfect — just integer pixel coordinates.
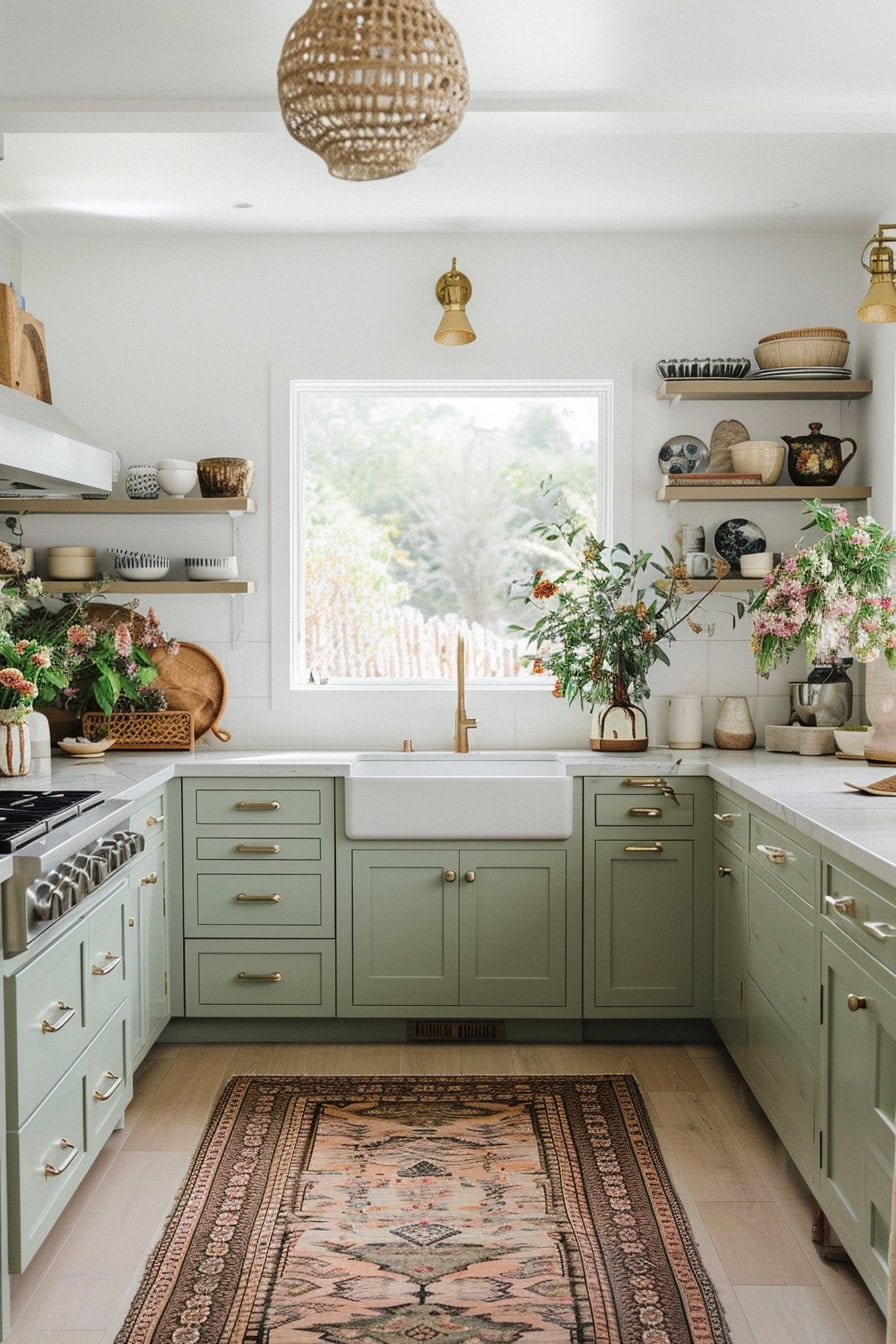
[[406, 1020, 506, 1043]]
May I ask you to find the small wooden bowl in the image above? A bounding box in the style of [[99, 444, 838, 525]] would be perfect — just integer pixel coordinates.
[[196, 457, 254, 497]]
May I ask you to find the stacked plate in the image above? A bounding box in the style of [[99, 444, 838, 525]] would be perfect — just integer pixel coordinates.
[[749, 367, 852, 379], [656, 357, 751, 379]]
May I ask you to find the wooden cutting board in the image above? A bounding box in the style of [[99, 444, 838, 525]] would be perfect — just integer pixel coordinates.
[[0, 284, 52, 403]]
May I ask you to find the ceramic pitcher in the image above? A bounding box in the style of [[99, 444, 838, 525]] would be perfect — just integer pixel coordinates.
[[713, 697, 756, 750], [782, 422, 857, 486]]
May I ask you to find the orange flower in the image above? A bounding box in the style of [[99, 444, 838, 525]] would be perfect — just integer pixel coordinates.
[[635, 602, 647, 620], [552, 679, 563, 698], [532, 579, 558, 599], [640, 628, 656, 644], [532, 658, 545, 675]]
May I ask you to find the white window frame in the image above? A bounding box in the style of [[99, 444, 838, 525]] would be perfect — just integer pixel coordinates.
[[270, 373, 632, 709]]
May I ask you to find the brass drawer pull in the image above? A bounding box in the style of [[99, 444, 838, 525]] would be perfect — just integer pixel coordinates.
[[863, 921, 896, 940], [140, 872, 159, 886], [91, 952, 122, 977], [713, 812, 739, 825], [41, 1002, 75, 1034], [145, 814, 163, 827], [629, 807, 662, 817], [93, 1071, 123, 1102], [463, 870, 476, 883], [236, 843, 281, 854], [824, 894, 856, 917], [756, 843, 793, 865], [847, 993, 868, 1012], [238, 970, 283, 982], [444, 870, 457, 882], [236, 892, 282, 903], [44, 1138, 78, 1178], [622, 777, 679, 804], [718, 866, 732, 878], [624, 843, 664, 853], [235, 800, 281, 811]]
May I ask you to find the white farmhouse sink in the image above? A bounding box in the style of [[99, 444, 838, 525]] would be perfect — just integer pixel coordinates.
[[344, 752, 574, 840]]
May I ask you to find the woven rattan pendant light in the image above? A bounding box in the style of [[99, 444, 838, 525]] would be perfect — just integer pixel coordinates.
[[278, 0, 469, 181]]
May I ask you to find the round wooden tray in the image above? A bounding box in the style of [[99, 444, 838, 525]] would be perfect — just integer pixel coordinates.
[[84, 604, 230, 742]]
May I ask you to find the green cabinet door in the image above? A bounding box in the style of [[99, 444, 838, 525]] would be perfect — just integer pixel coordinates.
[[819, 931, 896, 1311], [590, 838, 694, 1007], [351, 850, 460, 1006], [127, 840, 170, 1068], [712, 842, 747, 1059], [458, 849, 568, 1007]]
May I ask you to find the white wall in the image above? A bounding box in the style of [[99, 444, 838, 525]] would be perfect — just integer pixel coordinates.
[[19, 228, 878, 750]]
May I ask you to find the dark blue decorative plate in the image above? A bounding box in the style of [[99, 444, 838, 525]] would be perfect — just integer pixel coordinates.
[[658, 435, 710, 475], [713, 518, 766, 572]]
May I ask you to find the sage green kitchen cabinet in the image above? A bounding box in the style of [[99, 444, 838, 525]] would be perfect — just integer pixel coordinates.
[[738, 808, 818, 1184], [583, 777, 712, 1016], [817, 849, 896, 1313], [712, 788, 747, 1061], [180, 777, 336, 1015], [126, 791, 170, 1069], [343, 845, 578, 1016]]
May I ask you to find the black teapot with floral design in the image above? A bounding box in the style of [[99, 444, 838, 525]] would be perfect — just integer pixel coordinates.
[[782, 422, 857, 486]]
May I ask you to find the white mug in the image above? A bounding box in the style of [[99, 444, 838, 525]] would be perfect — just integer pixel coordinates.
[[685, 552, 714, 578]]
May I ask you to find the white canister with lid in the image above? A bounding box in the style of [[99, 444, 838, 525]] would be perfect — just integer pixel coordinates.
[[668, 695, 703, 749]]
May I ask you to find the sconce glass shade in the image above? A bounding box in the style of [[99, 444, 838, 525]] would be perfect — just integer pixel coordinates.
[[434, 259, 475, 345], [278, 0, 469, 181], [857, 227, 896, 323]]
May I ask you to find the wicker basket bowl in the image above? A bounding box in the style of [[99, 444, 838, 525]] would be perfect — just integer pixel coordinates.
[[196, 457, 254, 498], [753, 336, 849, 369]]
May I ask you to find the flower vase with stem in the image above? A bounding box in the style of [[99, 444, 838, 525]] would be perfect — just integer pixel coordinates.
[[0, 709, 31, 776], [590, 673, 648, 751]]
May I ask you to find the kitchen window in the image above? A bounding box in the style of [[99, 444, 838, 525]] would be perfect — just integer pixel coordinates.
[[274, 379, 618, 687]]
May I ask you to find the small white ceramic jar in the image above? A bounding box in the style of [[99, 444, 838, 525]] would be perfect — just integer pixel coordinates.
[[125, 465, 160, 499]]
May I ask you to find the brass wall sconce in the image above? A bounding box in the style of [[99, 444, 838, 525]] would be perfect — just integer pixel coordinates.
[[857, 224, 896, 323], [434, 259, 475, 345]]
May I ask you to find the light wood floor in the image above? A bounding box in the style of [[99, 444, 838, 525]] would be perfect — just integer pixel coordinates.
[[5, 1040, 887, 1344]]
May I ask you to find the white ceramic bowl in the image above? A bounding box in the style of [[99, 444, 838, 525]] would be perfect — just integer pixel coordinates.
[[156, 458, 195, 469], [730, 440, 786, 485], [114, 550, 170, 582], [833, 725, 870, 756], [185, 555, 239, 581], [739, 552, 775, 579], [157, 465, 198, 497]]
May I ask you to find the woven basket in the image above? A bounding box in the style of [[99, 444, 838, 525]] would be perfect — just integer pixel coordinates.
[[82, 711, 195, 751]]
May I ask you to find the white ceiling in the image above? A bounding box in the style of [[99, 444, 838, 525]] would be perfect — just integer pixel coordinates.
[[2, 0, 896, 237]]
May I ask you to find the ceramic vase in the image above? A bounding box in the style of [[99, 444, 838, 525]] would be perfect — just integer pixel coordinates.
[[0, 715, 31, 776], [125, 465, 160, 499], [28, 710, 51, 759], [713, 696, 756, 750], [864, 656, 896, 763], [668, 695, 703, 749], [590, 678, 648, 752]]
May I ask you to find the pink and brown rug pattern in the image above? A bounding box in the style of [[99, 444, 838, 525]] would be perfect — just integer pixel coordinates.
[[116, 1075, 730, 1344]]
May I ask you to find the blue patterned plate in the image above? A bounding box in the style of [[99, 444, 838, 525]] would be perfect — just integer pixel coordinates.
[[713, 518, 766, 572], [658, 435, 710, 475]]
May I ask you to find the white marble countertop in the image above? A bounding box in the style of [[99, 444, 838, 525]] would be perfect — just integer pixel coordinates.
[[5, 744, 896, 890]]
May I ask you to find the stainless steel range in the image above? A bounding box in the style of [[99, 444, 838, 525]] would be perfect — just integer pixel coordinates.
[[0, 789, 145, 955]]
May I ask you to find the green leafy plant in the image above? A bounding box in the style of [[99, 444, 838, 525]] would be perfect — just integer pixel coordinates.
[[511, 486, 730, 708], [749, 499, 896, 676], [0, 629, 56, 721]]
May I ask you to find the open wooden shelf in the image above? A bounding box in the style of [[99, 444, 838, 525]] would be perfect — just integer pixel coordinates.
[[39, 580, 255, 595], [0, 497, 256, 514], [657, 378, 872, 401], [657, 482, 872, 502]]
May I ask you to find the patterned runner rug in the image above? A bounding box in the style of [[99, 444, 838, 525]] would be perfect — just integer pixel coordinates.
[[116, 1074, 730, 1344]]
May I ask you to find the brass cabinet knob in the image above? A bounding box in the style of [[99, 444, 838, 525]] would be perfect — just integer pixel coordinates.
[[444, 870, 457, 882], [463, 871, 476, 883], [140, 872, 159, 886], [718, 866, 732, 878], [847, 993, 868, 1012]]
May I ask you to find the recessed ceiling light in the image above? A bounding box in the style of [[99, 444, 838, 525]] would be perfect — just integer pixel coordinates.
[[232, 201, 253, 210]]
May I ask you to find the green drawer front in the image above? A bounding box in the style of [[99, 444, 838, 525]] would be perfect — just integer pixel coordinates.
[[189, 870, 334, 937], [84, 888, 127, 1030], [8, 1058, 88, 1273], [749, 813, 817, 909], [823, 859, 896, 974], [743, 975, 814, 1176], [185, 940, 336, 1016], [748, 868, 814, 1048], [713, 788, 748, 853], [87, 1007, 128, 1149], [191, 785, 326, 827], [194, 837, 321, 862], [9, 932, 89, 1128], [129, 791, 167, 845], [593, 790, 695, 828]]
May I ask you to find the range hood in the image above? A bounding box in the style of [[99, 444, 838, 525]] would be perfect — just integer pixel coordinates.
[[0, 383, 114, 495]]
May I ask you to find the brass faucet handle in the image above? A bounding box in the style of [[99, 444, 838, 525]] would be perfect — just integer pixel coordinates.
[[402, 738, 414, 752]]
